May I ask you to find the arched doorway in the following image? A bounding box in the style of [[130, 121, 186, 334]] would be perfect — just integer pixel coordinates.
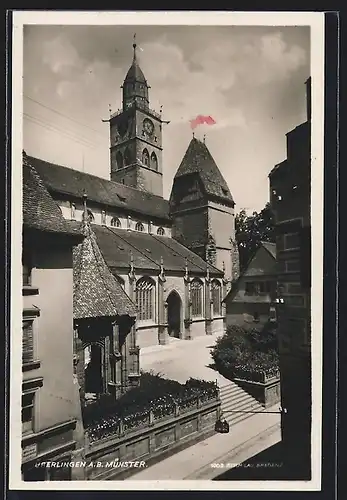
[[167, 291, 182, 338]]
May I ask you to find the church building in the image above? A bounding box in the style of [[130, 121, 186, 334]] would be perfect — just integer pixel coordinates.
[[26, 39, 240, 349]]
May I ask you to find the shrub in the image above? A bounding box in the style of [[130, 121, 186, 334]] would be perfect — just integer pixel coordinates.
[[211, 321, 279, 381], [83, 371, 218, 442]]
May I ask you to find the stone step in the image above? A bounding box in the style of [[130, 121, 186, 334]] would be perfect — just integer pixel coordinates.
[[217, 381, 264, 427], [219, 381, 252, 394], [223, 401, 264, 426], [222, 395, 263, 413], [221, 390, 259, 408], [220, 384, 260, 405]]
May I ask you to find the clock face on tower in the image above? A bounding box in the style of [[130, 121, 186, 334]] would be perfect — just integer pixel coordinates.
[[143, 118, 154, 138]]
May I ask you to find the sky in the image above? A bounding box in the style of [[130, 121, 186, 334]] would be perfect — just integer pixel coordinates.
[[23, 24, 310, 213]]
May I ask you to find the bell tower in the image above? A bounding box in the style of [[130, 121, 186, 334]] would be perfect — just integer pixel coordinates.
[[109, 36, 164, 197]]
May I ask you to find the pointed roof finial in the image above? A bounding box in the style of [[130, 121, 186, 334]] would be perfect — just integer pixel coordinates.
[[133, 32, 137, 59], [159, 255, 166, 282], [128, 250, 136, 281], [82, 190, 88, 221], [206, 265, 210, 282], [203, 134, 206, 144], [192, 131, 195, 139]]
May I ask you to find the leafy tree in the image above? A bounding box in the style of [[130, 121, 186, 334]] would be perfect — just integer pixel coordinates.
[[235, 202, 275, 272]]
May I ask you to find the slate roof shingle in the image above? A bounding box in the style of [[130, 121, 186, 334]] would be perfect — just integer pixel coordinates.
[[23, 154, 83, 237], [73, 220, 137, 320], [66, 221, 223, 276], [27, 155, 170, 222], [124, 53, 147, 83], [173, 137, 234, 206]]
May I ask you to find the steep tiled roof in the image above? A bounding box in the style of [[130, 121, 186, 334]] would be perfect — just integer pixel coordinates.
[[66, 221, 223, 276], [27, 155, 170, 222], [261, 241, 276, 260], [125, 54, 147, 83], [23, 154, 82, 237], [73, 220, 136, 320], [173, 137, 234, 206]]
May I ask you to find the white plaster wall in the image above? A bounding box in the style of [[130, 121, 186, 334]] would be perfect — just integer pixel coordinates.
[[56, 199, 171, 235]]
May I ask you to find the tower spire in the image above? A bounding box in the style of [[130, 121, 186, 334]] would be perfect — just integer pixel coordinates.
[[82, 190, 88, 225], [133, 33, 137, 61]]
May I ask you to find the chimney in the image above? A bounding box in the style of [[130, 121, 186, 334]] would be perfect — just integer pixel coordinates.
[[305, 77, 311, 122]]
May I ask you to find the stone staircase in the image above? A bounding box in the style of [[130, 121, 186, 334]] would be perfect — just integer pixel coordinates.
[[219, 381, 264, 426]]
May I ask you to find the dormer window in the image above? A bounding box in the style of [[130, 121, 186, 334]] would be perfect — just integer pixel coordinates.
[[157, 227, 165, 236], [135, 222, 145, 232], [111, 217, 121, 228]]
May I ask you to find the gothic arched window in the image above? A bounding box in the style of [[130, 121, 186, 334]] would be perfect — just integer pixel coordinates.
[[111, 217, 121, 228], [116, 151, 123, 170], [151, 152, 158, 171], [135, 277, 155, 321], [124, 147, 131, 166], [211, 280, 222, 316], [157, 227, 165, 236], [191, 279, 203, 317], [135, 222, 144, 232], [142, 148, 150, 167]]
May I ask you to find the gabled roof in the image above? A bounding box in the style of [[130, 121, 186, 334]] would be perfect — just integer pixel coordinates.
[[261, 241, 276, 260], [23, 154, 82, 237], [73, 219, 137, 320], [223, 240, 277, 302], [173, 137, 234, 206], [67, 221, 223, 276], [27, 155, 170, 222]]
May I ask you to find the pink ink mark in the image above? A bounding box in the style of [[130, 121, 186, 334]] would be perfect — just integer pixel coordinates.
[[190, 115, 217, 129]]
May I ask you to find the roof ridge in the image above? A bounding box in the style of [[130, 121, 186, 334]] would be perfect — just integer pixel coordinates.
[[27, 154, 168, 202]]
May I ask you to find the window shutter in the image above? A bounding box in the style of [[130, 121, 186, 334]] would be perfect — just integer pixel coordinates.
[[22, 321, 34, 364]]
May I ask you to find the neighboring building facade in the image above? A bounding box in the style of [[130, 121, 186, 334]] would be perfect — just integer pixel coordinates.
[[25, 41, 239, 349], [224, 241, 277, 326], [269, 77, 311, 479], [22, 156, 84, 480]]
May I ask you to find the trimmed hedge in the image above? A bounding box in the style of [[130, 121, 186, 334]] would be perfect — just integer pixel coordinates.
[[83, 371, 218, 442]]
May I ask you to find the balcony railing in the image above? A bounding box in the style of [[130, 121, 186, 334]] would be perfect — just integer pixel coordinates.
[[110, 102, 162, 121]]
